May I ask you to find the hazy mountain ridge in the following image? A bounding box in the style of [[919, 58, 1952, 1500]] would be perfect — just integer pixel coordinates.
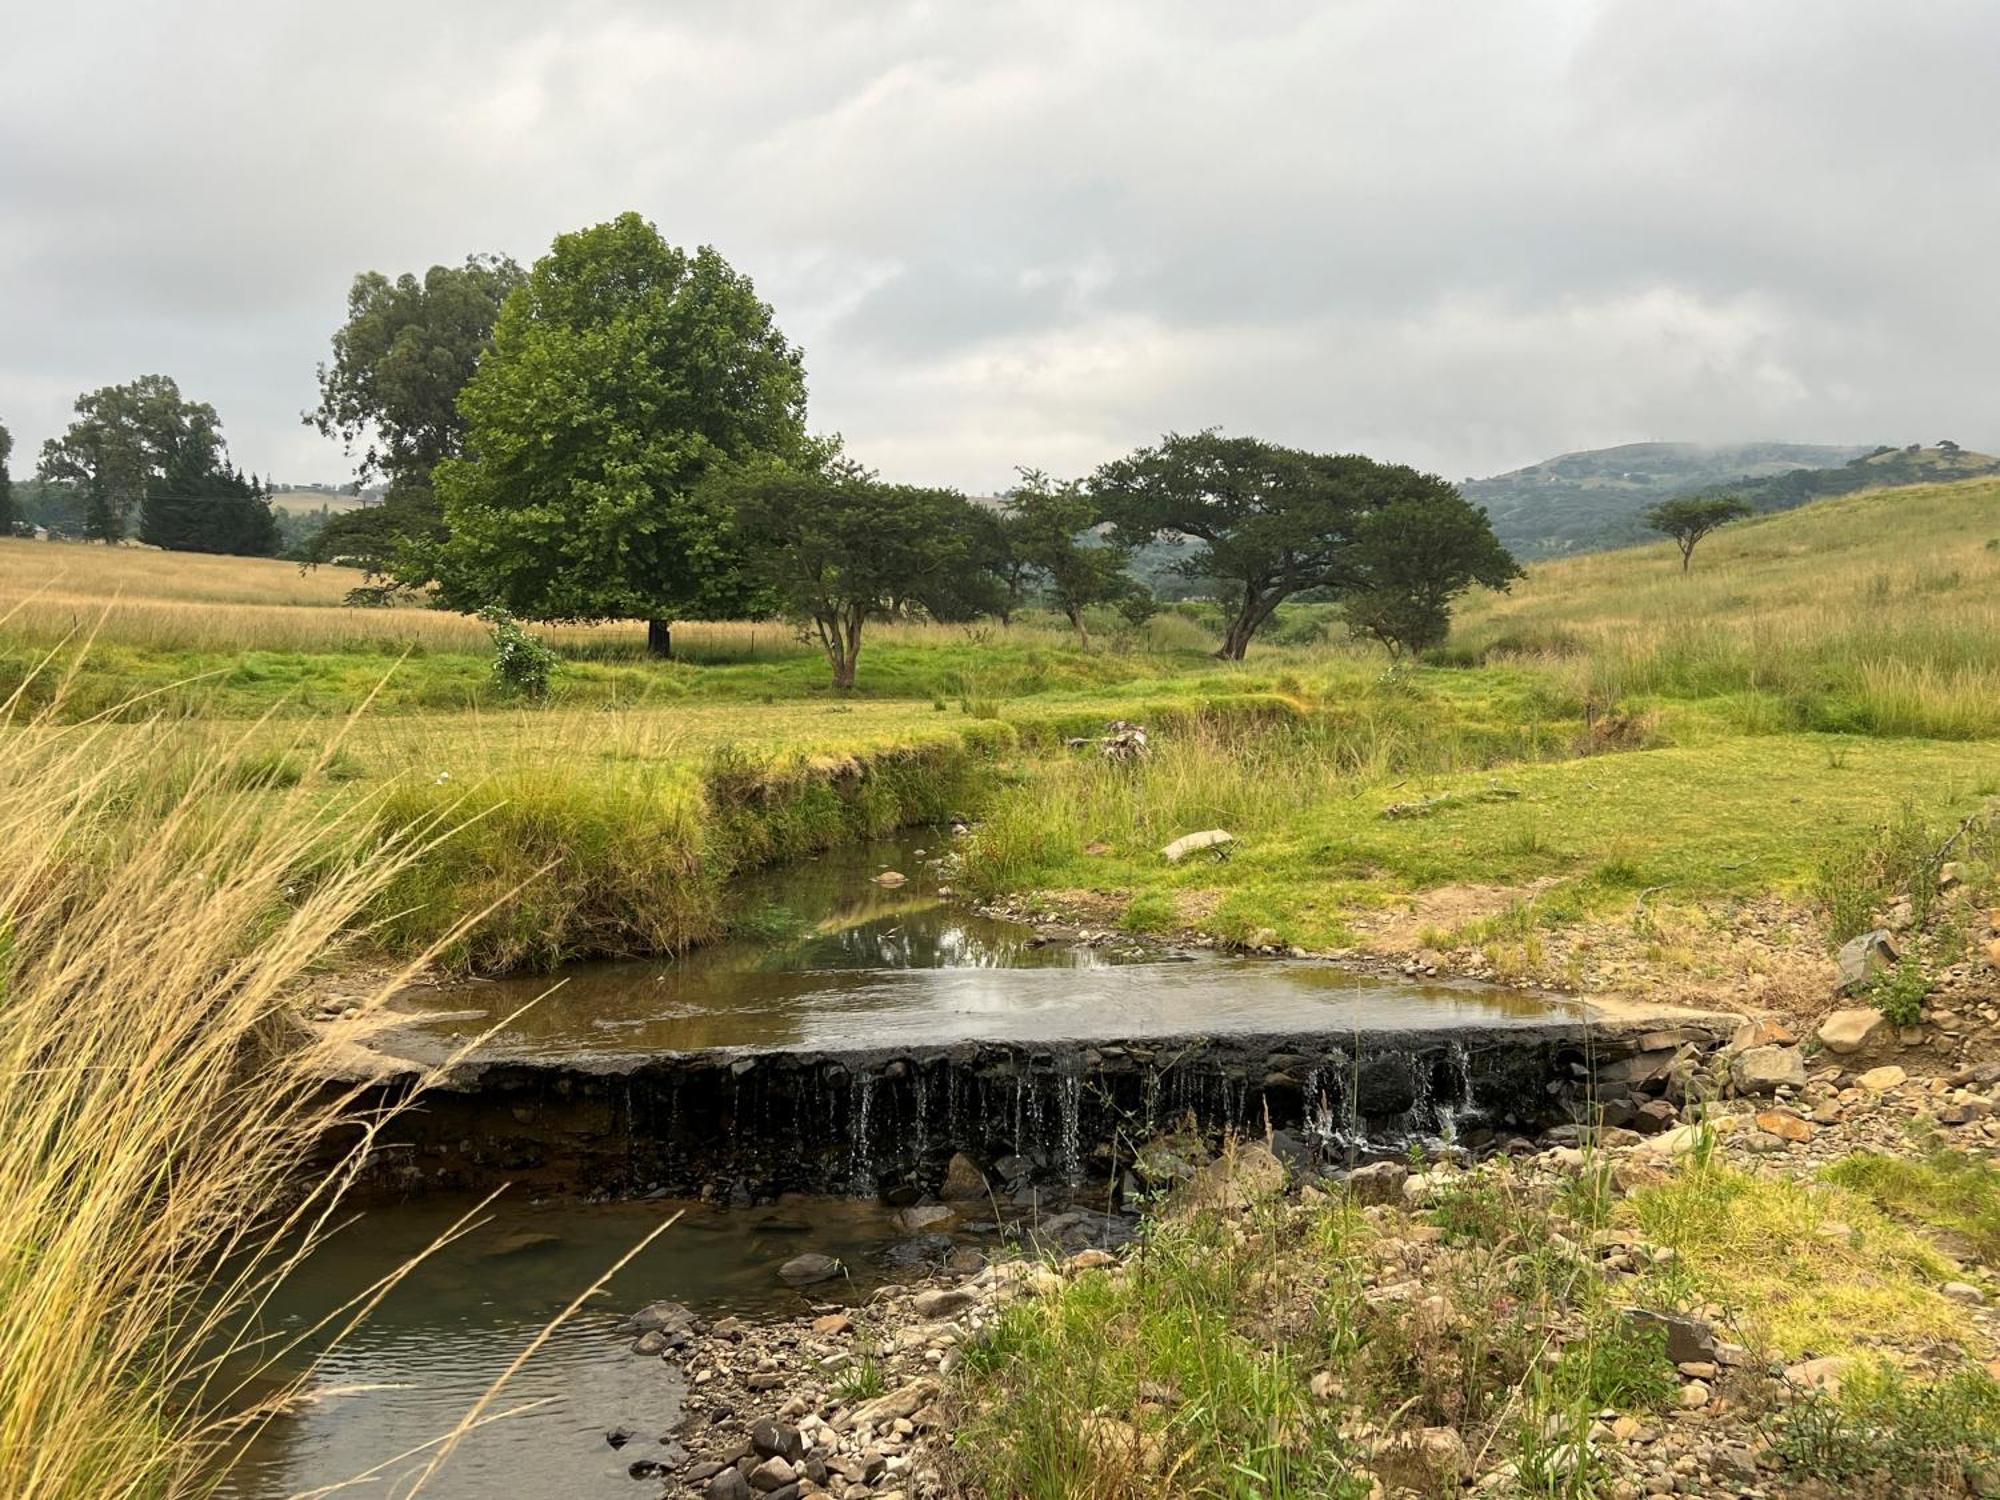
[[1466, 441, 1871, 559]]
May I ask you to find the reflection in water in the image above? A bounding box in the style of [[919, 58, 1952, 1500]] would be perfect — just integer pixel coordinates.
[[386, 833, 1575, 1062], [222, 1197, 943, 1500]]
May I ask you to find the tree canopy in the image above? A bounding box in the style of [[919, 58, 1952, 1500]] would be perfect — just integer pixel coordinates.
[[138, 426, 278, 557], [728, 459, 990, 688], [1343, 494, 1521, 658], [1643, 495, 1752, 572], [305, 253, 524, 578], [429, 214, 807, 653], [38, 376, 220, 542], [999, 470, 1137, 647], [1093, 431, 1508, 659]]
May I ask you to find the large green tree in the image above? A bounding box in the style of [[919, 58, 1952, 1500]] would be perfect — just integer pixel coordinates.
[[431, 214, 807, 655], [1343, 495, 1521, 658], [38, 376, 219, 542], [728, 459, 990, 688], [1000, 469, 1135, 648], [138, 427, 279, 557], [305, 253, 524, 578], [0, 419, 14, 536]]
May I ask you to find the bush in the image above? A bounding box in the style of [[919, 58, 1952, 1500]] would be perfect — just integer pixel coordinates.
[[478, 605, 558, 700], [1774, 1364, 2000, 1487]]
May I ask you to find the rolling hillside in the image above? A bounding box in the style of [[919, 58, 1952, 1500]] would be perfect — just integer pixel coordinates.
[[1465, 441, 1869, 559]]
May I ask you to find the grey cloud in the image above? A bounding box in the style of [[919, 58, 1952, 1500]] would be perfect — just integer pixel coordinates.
[[1, 0, 1996, 492]]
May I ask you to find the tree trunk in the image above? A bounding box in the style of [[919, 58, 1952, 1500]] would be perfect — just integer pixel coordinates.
[[1066, 606, 1090, 650], [647, 619, 673, 658]]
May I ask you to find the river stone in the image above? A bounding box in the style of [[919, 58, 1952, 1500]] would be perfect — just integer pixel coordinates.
[[618, 1299, 696, 1335], [1341, 1159, 1409, 1205], [1836, 928, 1898, 990], [893, 1204, 955, 1233], [1817, 1007, 1891, 1055], [1623, 1307, 1718, 1365], [1159, 828, 1233, 863], [752, 1417, 805, 1463], [1731, 1044, 1807, 1094], [910, 1286, 979, 1319], [1857, 1064, 1908, 1091], [872, 870, 908, 888], [777, 1252, 843, 1285], [939, 1151, 989, 1201], [747, 1454, 799, 1492], [1167, 1142, 1285, 1217], [1354, 1053, 1418, 1117]]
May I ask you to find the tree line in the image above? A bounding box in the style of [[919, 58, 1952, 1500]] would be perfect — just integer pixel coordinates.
[[0, 211, 1529, 677], [294, 212, 1520, 684]]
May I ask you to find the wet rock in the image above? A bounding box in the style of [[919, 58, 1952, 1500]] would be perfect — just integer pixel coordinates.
[[1354, 1053, 1418, 1116], [882, 1233, 953, 1268], [1836, 929, 1898, 990], [605, 1426, 634, 1449], [777, 1253, 843, 1286], [1731, 1045, 1807, 1094], [1817, 1007, 1891, 1055], [619, 1299, 696, 1335], [871, 871, 908, 888], [939, 1152, 988, 1201], [892, 1204, 955, 1233]]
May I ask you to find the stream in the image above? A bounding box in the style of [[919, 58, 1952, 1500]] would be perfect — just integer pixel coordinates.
[[233, 831, 1589, 1497]]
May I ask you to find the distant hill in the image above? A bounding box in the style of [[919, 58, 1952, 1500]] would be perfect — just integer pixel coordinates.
[[1465, 442, 1871, 560], [1694, 443, 2000, 517]]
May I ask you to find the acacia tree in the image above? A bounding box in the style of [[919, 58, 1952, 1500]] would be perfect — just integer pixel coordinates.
[[1001, 469, 1134, 648], [38, 376, 219, 542], [1343, 495, 1520, 658], [1094, 431, 1492, 660], [1643, 495, 1751, 572], [729, 461, 987, 688], [430, 215, 806, 655], [305, 253, 524, 579]]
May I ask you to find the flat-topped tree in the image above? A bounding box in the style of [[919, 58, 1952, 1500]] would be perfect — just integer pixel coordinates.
[[1000, 469, 1136, 648], [726, 458, 993, 688], [430, 214, 807, 654], [1093, 431, 1506, 660], [1644, 495, 1752, 573]]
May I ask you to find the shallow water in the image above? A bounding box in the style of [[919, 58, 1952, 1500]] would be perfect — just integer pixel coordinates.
[[222, 1196, 958, 1499], [244, 831, 1577, 1495], [385, 832, 1576, 1062]]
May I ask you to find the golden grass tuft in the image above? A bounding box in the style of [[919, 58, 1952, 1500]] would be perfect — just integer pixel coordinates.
[[0, 693, 447, 1497]]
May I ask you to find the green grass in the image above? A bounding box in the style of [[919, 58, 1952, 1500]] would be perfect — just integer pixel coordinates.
[[1825, 1149, 2000, 1265], [961, 722, 1998, 953]]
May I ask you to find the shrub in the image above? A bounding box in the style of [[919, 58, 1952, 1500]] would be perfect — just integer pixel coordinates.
[[1773, 1364, 2000, 1487], [478, 605, 558, 700]]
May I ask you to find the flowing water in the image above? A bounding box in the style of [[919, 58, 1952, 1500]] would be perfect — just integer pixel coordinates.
[[238, 831, 1583, 1496]]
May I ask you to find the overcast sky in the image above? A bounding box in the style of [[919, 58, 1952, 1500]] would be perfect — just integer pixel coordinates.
[[4, 0, 1997, 492]]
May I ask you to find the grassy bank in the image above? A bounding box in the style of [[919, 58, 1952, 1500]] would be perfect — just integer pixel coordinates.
[[953, 1140, 1998, 1498]]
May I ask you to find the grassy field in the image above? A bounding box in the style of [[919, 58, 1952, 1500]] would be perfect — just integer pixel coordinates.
[[3, 475, 1998, 1496]]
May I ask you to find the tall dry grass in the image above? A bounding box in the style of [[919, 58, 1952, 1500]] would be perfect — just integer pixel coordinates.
[[0, 683, 457, 1497]]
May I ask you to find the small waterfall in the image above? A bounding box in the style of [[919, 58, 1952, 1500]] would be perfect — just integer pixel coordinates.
[[848, 1073, 877, 1192], [912, 1064, 931, 1170], [1055, 1068, 1083, 1185]]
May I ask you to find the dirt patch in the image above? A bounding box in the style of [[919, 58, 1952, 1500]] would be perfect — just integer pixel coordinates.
[[1355, 878, 1563, 951]]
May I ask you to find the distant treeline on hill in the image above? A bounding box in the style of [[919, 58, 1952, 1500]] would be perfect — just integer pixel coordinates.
[[1689, 442, 2000, 516]]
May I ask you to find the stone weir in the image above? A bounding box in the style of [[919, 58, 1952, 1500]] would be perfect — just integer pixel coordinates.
[[332, 1009, 1734, 1202]]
